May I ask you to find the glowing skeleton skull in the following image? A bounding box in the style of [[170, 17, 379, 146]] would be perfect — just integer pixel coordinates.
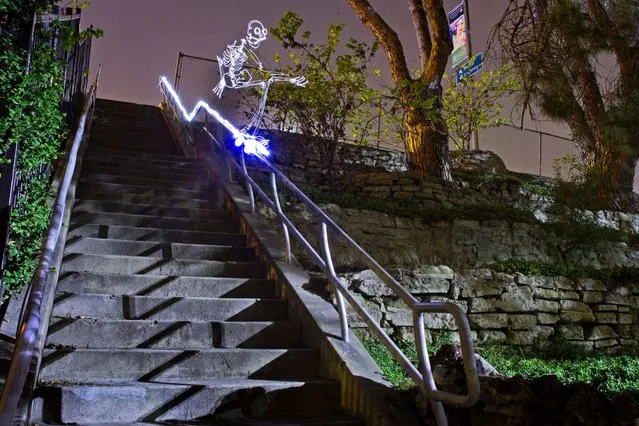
[[246, 20, 267, 48]]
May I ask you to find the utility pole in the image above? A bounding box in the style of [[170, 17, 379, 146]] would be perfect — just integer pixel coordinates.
[[463, 0, 480, 151]]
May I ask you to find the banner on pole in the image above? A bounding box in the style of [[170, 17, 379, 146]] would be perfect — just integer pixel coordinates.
[[449, 2, 468, 68]]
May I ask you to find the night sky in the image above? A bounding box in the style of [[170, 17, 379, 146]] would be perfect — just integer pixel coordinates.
[[79, 0, 588, 180]]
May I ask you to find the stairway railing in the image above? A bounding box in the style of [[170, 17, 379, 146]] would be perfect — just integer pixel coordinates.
[[0, 69, 100, 425], [159, 77, 479, 426]]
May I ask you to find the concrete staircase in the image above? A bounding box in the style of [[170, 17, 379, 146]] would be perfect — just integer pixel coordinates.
[[32, 100, 363, 425]]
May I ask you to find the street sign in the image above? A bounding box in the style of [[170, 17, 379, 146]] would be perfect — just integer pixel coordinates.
[[456, 52, 483, 84]]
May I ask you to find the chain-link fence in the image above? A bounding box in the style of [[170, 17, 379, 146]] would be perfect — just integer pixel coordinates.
[[174, 52, 218, 121]]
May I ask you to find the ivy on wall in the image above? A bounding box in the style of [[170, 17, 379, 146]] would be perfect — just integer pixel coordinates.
[[0, 39, 67, 298]]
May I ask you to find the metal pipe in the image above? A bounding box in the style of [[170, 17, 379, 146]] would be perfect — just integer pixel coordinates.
[[414, 302, 480, 407], [321, 222, 349, 342], [174, 52, 183, 91], [25, 12, 38, 75], [415, 315, 448, 425], [328, 273, 421, 382], [239, 152, 255, 214], [270, 172, 291, 262]]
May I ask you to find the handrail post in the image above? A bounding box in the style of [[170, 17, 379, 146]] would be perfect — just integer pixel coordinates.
[[239, 152, 255, 214], [270, 172, 291, 262], [320, 222, 349, 342], [415, 313, 448, 426], [226, 153, 233, 183]]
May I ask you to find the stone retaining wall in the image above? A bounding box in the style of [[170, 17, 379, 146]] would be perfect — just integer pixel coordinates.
[[348, 172, 521, 206], [341, 267, 639, 354], [291, 204, 639, 269], [259, 132, 639, 233], [258, 131, 407, 187]]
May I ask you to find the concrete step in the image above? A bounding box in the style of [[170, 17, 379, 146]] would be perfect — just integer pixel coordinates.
[[87, 142, 180, 156], [39, 348, 319, 383], [88, 134, 177, 146], [65, 239, 256, 262], [76, 182, 220, 202], [79, 162, 206, 179], [89, 128, 175, 138], [72, 200, 229, 220], [70, 211, 232, 233], [75, 191, 224, 209], [80, 174, 217, 193], [85, 146, 202, 163], [56, 272, 277, 298], [51, 294, 285, 321], [60, 253, 264, 278], [66, 224, 245, 246], [45, 320, 301, 349], [82, 154, 206, 171], [80, 164, 206, 183], [36, 421, 363, 426], [222, 416, 365, 426], [35, 379, 341, 424]]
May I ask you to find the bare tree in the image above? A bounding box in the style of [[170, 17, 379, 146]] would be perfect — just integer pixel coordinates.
[[346, 0, 454, 180], [493, 0, 639, 209]]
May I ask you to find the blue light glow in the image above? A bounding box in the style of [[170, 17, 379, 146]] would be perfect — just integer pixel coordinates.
[[160, 76, 270, 156]]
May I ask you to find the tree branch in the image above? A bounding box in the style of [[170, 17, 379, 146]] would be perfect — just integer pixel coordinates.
[[421, 0, 453, 82], [584, 0, 639, 88], [408, 0, 432, 71], [346, 0, 412, 84]]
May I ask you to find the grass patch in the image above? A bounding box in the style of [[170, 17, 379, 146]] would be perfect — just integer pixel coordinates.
[[481, 345, 639, 396], [364, 337, 639, 398], [362, 332, 454, 389], [520, 180, 554, 197], [362, 339, 419, 390], [491, 259, 639, 287]]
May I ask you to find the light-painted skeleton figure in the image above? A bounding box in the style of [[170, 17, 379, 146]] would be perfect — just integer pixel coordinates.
[[213, 20, 307, 142]]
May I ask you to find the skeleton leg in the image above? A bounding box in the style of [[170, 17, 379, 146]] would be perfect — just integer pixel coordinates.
[[244, 79, 272, 135]]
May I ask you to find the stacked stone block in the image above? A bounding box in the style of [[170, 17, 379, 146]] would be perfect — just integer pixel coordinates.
[[342, 267, 639, 354]]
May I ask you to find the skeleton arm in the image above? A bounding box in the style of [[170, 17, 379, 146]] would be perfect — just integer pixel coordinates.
[[267, 72, 308, 86], [244, 46, 263, 70]]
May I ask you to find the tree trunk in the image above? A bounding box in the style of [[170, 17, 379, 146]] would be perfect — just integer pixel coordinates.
[[591, 145, 639, 210], [404, 107, 452, 181]]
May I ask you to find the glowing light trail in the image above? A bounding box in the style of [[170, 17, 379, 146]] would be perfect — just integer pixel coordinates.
[[160, 76, 270, 156]]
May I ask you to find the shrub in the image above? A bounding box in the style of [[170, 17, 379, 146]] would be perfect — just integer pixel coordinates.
[[0, 40, 67, 298]]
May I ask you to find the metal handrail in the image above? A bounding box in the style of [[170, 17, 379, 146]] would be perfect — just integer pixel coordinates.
[[159, 80, 480, 426], [0, 68, 100, 425]]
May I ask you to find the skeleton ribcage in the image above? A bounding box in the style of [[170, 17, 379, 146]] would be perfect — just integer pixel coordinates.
[[221, 44, 248, 76]]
